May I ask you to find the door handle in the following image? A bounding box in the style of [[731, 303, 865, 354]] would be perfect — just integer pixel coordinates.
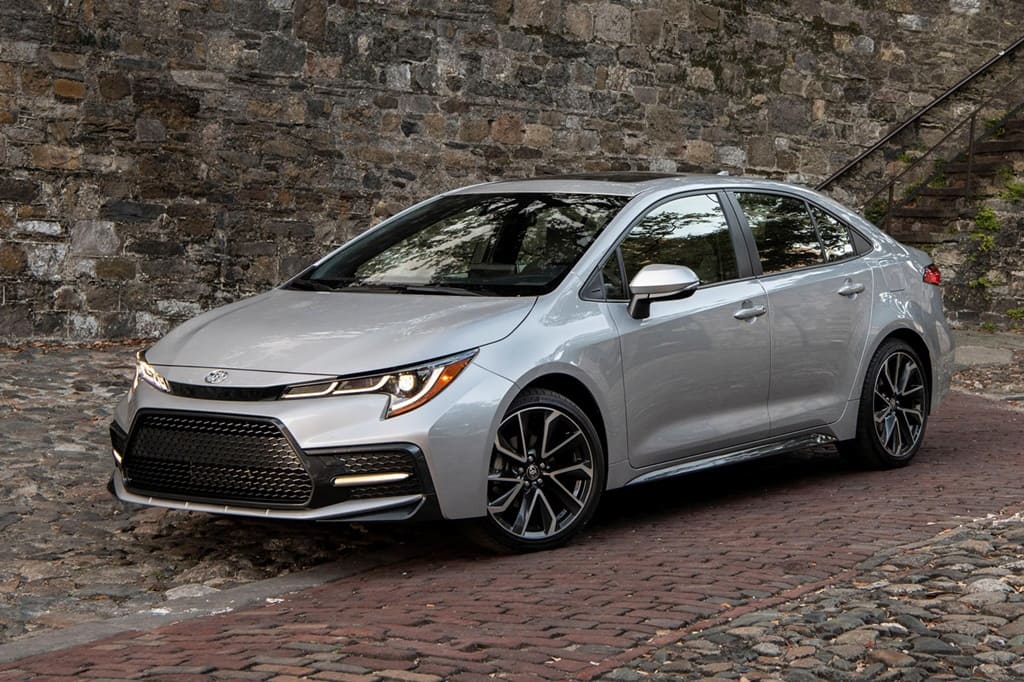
[[733, 304, 767, 320], [837, 282, 865, 297]]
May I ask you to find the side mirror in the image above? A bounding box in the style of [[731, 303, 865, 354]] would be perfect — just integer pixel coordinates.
[[627, 264, 700, 320]]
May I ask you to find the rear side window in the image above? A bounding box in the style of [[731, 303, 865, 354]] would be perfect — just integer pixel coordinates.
[[811, 206, 856, 261], [736, 193, 823, 274], [619, 193, 738, 286]]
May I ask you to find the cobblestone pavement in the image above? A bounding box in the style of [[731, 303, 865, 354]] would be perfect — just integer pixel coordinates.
[[0, 342, 429, 644], [0, 337, 1022, 680], [605, 511, 1024, 681]]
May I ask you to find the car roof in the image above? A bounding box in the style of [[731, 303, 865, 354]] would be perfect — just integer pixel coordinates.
[[449, 173, 816, 198]]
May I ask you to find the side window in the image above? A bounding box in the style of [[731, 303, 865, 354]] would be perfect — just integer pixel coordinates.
[[810, 206, 855, 261], [737, 193, 823, 275], [619, 193, 738, 286]]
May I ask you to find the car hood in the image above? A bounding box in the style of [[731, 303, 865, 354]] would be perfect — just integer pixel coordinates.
[[147, 289, 536, 376]]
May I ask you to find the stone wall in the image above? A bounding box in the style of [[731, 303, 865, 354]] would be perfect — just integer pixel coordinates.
[[1, 0, 1022, 341], [934, 204, 1024, 328]]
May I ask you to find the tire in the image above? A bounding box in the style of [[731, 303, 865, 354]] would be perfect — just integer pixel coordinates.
[[468, 388, 606, 553], [838, 339, 929, 469]]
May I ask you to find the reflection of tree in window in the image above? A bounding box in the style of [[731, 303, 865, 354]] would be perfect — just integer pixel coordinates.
[[738, 193, 823, 275], [620, 194, 738, 286], [356, 202, 507, 283], [811, 207, 855, 261], [349, 194, 626, 286]]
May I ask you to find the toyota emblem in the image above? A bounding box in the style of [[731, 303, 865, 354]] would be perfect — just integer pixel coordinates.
[[204, 370, 229, 384]]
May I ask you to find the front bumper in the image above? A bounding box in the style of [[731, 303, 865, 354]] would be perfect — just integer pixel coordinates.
[[109, 413, 441, 522], [108, 470, 430, 521], [110, 361, 515, 521]]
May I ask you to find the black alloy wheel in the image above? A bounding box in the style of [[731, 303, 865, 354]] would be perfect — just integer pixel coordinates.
[[839, 339, 929, 468], [472, 388, 605, 552]]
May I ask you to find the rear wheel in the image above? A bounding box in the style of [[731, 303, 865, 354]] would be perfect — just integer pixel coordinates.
[[839, 339, 929, 468], [470, 388, 605, 553]]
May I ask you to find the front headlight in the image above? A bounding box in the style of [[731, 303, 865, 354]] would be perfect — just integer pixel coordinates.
[[134, 351, 171, 393], [281, 350, 476, 418]]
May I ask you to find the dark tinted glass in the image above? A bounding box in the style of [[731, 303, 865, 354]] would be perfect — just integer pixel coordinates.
[[738, 193, 823, 274], [811, 206, 855, 261], [600, 254, 626, 300], [620, 194, 738, 286], [291, 193, 628, 296]]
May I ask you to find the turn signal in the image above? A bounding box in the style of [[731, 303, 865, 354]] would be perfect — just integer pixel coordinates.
[[923, 264, 941, 285]]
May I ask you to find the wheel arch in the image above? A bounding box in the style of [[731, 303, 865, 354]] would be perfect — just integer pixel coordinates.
[[473, 375, 610, 551], [520, 373, 609, 464], [870, 327, 934, 413]]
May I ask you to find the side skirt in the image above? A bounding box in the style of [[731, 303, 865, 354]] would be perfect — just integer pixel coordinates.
[[625, 433, 837, 487]]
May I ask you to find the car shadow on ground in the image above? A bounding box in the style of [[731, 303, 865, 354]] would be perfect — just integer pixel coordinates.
[[592, 445, 852, 531], [114, 439, 919, 581], [176, 445, 863, 563]]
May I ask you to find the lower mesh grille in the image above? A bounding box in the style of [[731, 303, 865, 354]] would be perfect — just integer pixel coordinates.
[[123, 412, 314, 506]]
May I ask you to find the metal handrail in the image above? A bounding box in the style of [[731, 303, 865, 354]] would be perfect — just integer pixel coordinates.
[[859, 71, 1024, 227], [817, 33, 1024, 192]]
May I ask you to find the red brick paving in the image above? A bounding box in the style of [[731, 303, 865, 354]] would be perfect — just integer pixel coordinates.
[[2, 392, 1023, 680]]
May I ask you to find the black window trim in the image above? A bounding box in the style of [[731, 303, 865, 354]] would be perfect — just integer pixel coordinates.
[[724, 189, 873, 280], [579, 189, 756, 302]]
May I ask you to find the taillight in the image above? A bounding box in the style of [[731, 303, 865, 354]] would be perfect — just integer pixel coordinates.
[[923, 264, 941, 285]]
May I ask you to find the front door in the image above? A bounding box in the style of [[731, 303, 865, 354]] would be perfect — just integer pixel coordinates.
[[603, 192, 773, 469]]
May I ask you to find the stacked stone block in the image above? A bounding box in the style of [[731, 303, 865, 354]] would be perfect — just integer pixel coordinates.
[[0, 0, 1020, 340]]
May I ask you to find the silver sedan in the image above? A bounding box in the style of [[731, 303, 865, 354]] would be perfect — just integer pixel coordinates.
[[110, 173, 955, 552]]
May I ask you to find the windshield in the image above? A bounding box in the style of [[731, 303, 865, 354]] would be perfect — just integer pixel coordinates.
[[287, 193, 629, 296]]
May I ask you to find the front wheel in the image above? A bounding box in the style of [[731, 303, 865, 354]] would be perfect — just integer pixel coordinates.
[[470, 388, 606, 553], [838, 339, 929, 469]]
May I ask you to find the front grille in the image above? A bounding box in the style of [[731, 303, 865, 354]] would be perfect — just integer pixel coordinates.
[[315, 448, 424, 500], [123, 412, 314, 506], [167, 382, 283, 401]]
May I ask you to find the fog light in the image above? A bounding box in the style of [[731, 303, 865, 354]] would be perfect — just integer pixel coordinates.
[[332, 472, 410, 487]]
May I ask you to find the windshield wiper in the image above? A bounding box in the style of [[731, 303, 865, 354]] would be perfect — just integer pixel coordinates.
[[339, 284, 407, 293], [291, 280, 496, 296], [286, 279, 338, 292], [400, 285, 487, 297]]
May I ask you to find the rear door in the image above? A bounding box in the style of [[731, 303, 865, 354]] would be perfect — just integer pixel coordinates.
[[729, 192, 874, 434], [595, 192, 772, 468]]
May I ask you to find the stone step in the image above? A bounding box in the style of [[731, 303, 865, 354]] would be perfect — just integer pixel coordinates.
[[973, 139, 1024, 154], [890, 206, 959, 219], [942, 179, 1008, 196], [887, 230, 959, 244], [884, 213, 960, 242], [989, 135, 1024, 147], [943, 159, 1007, 174], [917, 186, 967, 198]]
